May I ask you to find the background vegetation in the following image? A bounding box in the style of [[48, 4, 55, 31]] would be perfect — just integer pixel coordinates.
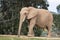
[[57, 4, 60, 13]]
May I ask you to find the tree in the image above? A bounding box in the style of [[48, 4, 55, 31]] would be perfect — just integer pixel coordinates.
[[56, 4, 60, 13]]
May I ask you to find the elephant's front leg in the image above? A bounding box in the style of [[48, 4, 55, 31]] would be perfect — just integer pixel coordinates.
[[27, 17, 37, 37]]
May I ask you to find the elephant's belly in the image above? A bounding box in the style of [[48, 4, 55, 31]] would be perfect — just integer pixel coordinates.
[[36, 22, 45, 28], [36, 19, 47, 28]]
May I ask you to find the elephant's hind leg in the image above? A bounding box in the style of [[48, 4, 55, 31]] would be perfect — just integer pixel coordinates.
[[47, 24, 52, 37]]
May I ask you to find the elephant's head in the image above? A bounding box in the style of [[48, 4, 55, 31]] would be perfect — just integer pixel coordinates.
[[20, 7, 29, 22], [20, 7, 38, 21]]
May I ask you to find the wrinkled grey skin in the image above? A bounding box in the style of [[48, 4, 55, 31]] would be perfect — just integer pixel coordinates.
[[18, 7, 53, 37]]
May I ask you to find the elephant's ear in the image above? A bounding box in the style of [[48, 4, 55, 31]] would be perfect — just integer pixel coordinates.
[[27, 10, 38, 19]]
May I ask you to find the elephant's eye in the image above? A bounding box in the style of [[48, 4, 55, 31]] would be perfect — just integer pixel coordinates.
[[24, 13, 26, 15]]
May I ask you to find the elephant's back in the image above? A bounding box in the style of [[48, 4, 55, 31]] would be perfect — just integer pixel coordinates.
[[37, 9, 53, 21]]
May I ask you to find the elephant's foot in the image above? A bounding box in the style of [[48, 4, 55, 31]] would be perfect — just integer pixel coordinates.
[[27, 32, 34, 37], [47, 32, 51, 37], [18, 33, 20, 37], [27, 34, 34, 37], [47, 35, 51, 37]]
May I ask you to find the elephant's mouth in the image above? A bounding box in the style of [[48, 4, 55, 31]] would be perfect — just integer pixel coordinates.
[[26, 19, 31, 24]]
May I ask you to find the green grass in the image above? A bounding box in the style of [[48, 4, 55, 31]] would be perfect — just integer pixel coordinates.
[[0, 36, 60, 40], [0, 36, 19, 40], [0, 36, 46, 40], [28, 38, 46, 40]]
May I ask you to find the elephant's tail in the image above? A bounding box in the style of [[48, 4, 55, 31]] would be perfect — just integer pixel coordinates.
[[52, 23, 55, 26], [44, 28, 47, 32]]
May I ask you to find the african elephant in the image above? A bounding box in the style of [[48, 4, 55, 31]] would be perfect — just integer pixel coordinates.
[[18, 7, 53, 37]]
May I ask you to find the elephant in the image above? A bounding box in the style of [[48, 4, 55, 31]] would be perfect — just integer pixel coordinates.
[[18, 7, 53, 37]]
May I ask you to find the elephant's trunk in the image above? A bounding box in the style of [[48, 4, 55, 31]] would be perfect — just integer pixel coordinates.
[[18, 19, 23, 37], [18, 14, 26, 37]]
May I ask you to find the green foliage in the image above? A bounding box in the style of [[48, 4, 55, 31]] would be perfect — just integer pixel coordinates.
[[57, 4, 60, 9], [50, 14, 60, 37], [56, 4, 60, 13], [0, 0, 20, 34]]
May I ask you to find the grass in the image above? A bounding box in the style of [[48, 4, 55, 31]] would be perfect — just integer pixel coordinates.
[[0, 36, 46, 40], [0, 35, 60, 40], [0, 36, 20, 40], [0, 37, 46, 40]]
